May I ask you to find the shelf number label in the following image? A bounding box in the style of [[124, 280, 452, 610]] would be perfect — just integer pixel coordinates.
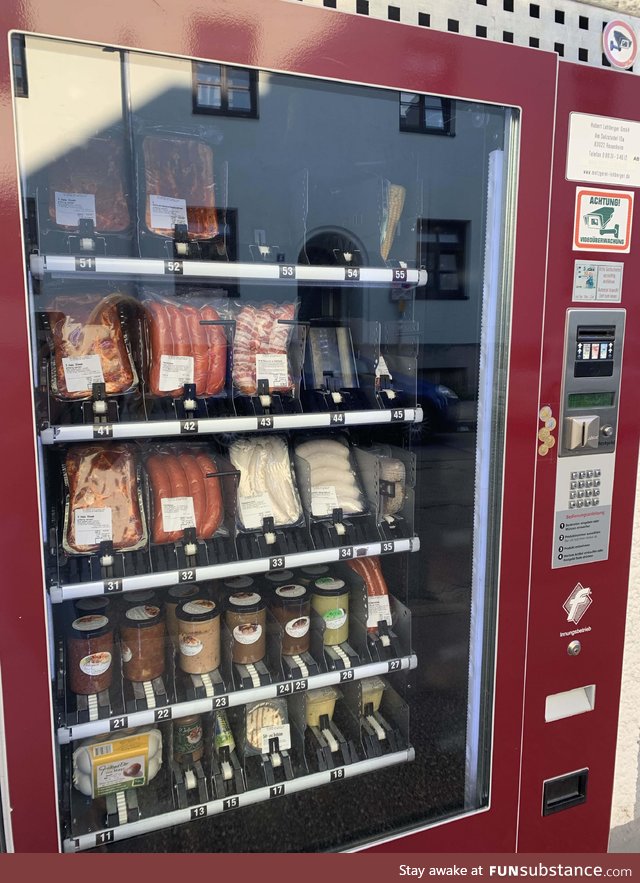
[[392, 268, 407, 282], [270, 784, 285, 798], [279, 265, 296, 279], [213, 695, 229, 709], [223, 796, 239, 811], [390, 409, 405, 422], [180, 420, 198, 434], [95, 830, 114, 845], [75, 257, 96, 272], [293, 679, 308, 692], [344, 267, 360, 281], [93, 425, 113, 439], [190, 805, 207, 820], [277, 682, 293, 696], [388, 659, 401, 672], [110, 716, 128, 731], [164, 260, 183, 274], [258, 415, 274, 429], [179, 569, 196, 583], [270, 556, 286, 571], [154, 707, 172, 722], [381, 541, 395, 555], [339, 546, 353, 560], [103, 578, 123, 593], [330, 768, 345, 781], [340, 669, 355, 682], [330, 412, 346, 426]]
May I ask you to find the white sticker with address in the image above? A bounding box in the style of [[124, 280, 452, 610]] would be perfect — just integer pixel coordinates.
[[255, 353, 289, 389], [54, 191, 97, 227], [161, 496, 196, 532], [74, 508, 113, 546], [260, 723, 292, 754], [149, 195, 188, 230], [158, 354, 194, 392], [239, 492, 274, 530], [311, 485, 339, 517], [62, 355, 105, 393]]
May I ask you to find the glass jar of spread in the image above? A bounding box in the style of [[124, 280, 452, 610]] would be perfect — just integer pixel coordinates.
[[67, 614, 114, 695], [173, 715, 204, 764], [311, 577, 350, 646], [176, 597, 220, 674], [164, 584, 201, 648], [269, 584, 310, 656], [120, 605, 166, 682], [225, 591, 266, 665]]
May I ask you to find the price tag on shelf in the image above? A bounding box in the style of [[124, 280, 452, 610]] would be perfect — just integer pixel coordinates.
[[180, 419, 198, 434]]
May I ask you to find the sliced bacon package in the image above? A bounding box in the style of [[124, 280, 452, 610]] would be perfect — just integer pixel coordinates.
[[142, 292, 229, 398], [231, 301, 299, 397]]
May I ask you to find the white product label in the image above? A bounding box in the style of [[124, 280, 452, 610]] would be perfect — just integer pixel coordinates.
[[567, 113, 640, 187], [95, 753, 146, 793], [126, 605, 160, 622], [161, 496, 196, 532], [149, 194, 188, 230], [275, 585, 306, 599], [366, 595, 393, 630], [229, 592, 261, 607], [285, 616, 310, 639], [79, 652, 112, 677], [179, 635, 204, 657], [573, 261, 624, 303], [72, 615, 109, 632], [255, 353, 289, 389], [74, 508, 112, 546], [54, 191, 97, 227], [233, 623, 263, 645], [238, 492, 274, 530], [158, 354, 194, 392], [311, 485, 339, 517], [62, 355, 105, 393], [260, 723, 291, 754], [121, 643, 132, 663], [182, 599, 216, 616], [323, 608, 347, 630]]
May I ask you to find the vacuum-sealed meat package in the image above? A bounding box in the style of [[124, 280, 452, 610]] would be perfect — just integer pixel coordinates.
[[294, 436, 366, 518], [142, 134, 218, 240], [47, 293, 138, 400], [143, 295, 227, 397], [306, 325, 358, 390], [63, 444, 146, 554], [145, 447, 224, 543], [229, 435, 303, 530], [232, 302, 297, 396]]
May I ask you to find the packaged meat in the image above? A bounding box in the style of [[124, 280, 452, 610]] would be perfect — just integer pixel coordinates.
[[244, 699, 290, 755], [306, 325, 357, 390], [72, 726, 162, 797], [143, 295, 227, 397], [145, 447, 224, 543], [47, 137, 130, 233], [63, 444, 146, 555], [229, 436, 303, 530], [47, 293, 138, 400], [232, 302, 297, 396], [346, 556, 393, 633], [294, 436, 366, 518], [379, 456, 406, 517], [142, 133, 218, 240]]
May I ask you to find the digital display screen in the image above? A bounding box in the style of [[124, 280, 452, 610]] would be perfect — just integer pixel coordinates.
[[568, 392, 615, 409]]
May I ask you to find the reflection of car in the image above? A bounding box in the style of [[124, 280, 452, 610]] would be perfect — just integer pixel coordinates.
[[416, 380, 460, 439]]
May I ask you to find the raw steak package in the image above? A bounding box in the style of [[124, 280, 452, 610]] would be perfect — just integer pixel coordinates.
[[46, 292, 139, 401], [142, 293, 228, 397], [229, 435, 303, 531], [231, 301, 298, 397], [294, 435, 367, 519], [63, 444, 147, 555]]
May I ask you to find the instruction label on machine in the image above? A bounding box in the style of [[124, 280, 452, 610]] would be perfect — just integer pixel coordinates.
[[573, 261, 624, 302], [566, 113, 640, 187], [552, 454, 615, 569], [573, 187, 634, 253]]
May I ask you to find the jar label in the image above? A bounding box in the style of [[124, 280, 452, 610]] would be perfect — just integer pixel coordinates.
[[126, 605, 160, 622], [323, 608, 347, 630], [315, 577, 345, 591], [72, 614, 108, 631], [121, 643, 132, 663], [174, 719, 203, 754], [79, 651, 112, 676], [229, 592, 261, 607], [285, 616, 310, 638], [276, 584, 306, 599], [233, 623, 263, 645], [180, 635, 204, 656], [182, 599, 216, 616]]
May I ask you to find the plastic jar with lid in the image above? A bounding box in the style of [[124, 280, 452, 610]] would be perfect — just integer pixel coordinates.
[[311, 577, 350, 646], [263, 570, 295, 589], [67, 614, 114, 695], [73, 596, 111, 617], [298, 564, 330, 585], [176, 597, 221, 674], [164, 584, 201, 647], [120, 605, 166, 682], [269, 584, 311, 656], [225, 591, 266, 665], [173, 715, 204, 765]]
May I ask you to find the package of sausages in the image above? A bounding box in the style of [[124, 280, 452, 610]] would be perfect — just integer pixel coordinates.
[[231, 301, 300, 397], [228, 435, 304, 532], [293, 435, 368, 520], [345, 556, 393, 634], [142, 292, 228, 398], [144, 445, 227, 544], [45, 292, 139, 401], [62, 444, 147, 555]]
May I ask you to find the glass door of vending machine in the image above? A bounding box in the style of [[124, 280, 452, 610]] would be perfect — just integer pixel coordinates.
[[3, 3, 557, 853]]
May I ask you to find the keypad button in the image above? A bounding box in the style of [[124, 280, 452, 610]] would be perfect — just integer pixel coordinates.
[[577, 500, 584, 508], [585, 489, 592, 497], [593, 497, 599, 506], [587, 470, 594, 478], [586, 480, 593, 488], [569, 492, 576, 499], [571, 481, 577, 490], [594, 469, 601, 477], [578, 481, 585, 488], [571, 472, 578, 480], [579, 471, 586, 479], [594, 479, 601, 487], [578, 491, 585, 498], [570, 501, 576, 508], [585, 499, 592, 507]]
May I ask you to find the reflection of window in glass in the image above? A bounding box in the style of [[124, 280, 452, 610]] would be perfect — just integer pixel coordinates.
[[417, 219, 468, 299], [11, 35, 28, 98], [399, 93, 455, 135], [192, 62, 258, 118]]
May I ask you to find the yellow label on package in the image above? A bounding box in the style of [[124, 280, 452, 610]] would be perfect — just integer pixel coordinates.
[[90, 734, 150, 798]]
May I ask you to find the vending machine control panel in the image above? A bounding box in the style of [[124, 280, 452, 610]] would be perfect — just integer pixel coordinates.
[[560, 309, 625, 457]]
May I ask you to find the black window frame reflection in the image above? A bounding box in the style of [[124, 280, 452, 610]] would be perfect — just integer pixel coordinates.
[[399, 93, 455, 136], [417, 218, 469, 300], [192, 61, 259, 119]]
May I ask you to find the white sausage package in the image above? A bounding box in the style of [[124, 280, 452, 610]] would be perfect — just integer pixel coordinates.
[[294, 436, 367, 519]]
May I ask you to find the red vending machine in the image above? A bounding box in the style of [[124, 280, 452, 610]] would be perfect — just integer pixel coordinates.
[[0, 0, 637, 855]]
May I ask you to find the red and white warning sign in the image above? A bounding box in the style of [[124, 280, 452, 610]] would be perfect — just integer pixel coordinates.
[[573, 187, 634, 253], [603, 20, 638, 70]]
